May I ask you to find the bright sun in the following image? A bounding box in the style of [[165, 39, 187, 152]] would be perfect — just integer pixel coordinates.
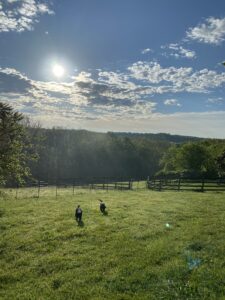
[[52, 64, 65, 78]]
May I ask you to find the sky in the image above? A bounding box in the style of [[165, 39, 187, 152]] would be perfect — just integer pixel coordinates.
[[0, 0, 225, 138]]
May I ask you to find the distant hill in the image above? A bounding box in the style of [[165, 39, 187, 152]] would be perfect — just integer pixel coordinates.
[[111, 132, 203, 143], [37, 128, 208, 144]]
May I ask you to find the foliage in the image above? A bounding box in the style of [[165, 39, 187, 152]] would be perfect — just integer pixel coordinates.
[[216, 150, 225, 175], [159, 141, 225, 178], [20, 126, 225, 182], [29, 129, 170, 182], [0, 102, 38, 186], [2, 102, 224, 184], [1, 189, 225, 299]]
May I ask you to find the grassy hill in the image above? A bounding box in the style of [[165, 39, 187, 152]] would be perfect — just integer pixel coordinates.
[[1, 188, 225, 299]]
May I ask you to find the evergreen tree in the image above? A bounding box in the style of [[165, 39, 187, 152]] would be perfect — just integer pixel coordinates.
[[0, 102, 37, 186]]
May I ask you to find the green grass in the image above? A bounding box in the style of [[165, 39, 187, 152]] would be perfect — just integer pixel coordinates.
[[1, 188, 225, 299]]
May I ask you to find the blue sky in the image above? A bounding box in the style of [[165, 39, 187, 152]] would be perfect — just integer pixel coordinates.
[[1, 0, 225, 138]]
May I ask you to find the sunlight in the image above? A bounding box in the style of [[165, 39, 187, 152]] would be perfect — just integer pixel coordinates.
[[52, 64, 65, 78]]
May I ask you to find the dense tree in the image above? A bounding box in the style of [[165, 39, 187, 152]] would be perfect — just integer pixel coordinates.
[[216, 150, 225, 175], [28, 129, 170, 182], [159, 141, 225, 178], [3, 103, 224, 184], [0, 102, 37, 186]]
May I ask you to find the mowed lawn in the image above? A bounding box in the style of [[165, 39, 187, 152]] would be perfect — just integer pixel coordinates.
[[1, 188, 225, 300]]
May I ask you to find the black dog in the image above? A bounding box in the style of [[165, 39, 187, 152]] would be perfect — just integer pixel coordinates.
[[99, 199, 106, 213], [75, 205, 82, 222]]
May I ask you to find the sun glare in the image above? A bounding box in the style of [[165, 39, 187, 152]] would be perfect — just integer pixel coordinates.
[[52, 64, 65, 78]]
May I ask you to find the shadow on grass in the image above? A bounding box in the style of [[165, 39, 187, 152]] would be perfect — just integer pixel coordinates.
[[77, 220, 84, 227], [0, 209, 5, 217], [102, 211, 108, 216], [187, 242, 203, 251]]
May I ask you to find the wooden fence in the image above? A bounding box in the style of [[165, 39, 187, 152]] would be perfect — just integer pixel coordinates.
[[90, 181, 132, 191], [147, 178, 225, 192], [1, 178, 134, 199], [55, 178, 133, 193]]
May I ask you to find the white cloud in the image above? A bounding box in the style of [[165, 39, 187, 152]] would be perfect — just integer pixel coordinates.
[[37, 3, 52, 14], [163, 43, 196, 59], [72, 71, 95, 83], [186, 17, 225, 45], [141, 48, 153, 54], [99, 71, 131, 87], [207, 97, 224, 104], [0, 68, 157, 121], [178, 47, 196, 59], [164, 99, 181, 107], [0, 0, 54, 32], [128, 61, 225, 93], [128, 61, 192, 84], [1, 62, 225, 136]]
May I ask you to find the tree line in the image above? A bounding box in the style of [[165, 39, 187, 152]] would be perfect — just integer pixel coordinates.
[[29, 128, 170, 183], [158, 140, 225, 179], [1, 101, 225, 186]]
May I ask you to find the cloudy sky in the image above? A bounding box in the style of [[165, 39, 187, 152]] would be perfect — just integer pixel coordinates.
[[1, 0, 225, 138]]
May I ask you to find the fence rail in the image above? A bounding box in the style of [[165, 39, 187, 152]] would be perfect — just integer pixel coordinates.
[[2, 177, 224, 199], [147, 178, 225, 192], [0, 178, 134, 199], [90, 181, 132, 191]]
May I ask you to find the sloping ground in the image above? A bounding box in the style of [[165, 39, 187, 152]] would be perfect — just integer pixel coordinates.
[[0, 189, 225, 299]]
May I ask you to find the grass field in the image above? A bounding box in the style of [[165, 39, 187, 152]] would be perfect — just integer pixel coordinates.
[[1, 188, 225, 300]]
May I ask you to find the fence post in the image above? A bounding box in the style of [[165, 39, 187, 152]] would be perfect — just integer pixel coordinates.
[[159, 179, 162, 191], [16, 184, 19, 199], [38, 181, 40, 198], [201, 178, 205, 192], [178, 178, 181, 191], [129, 179, 132, 190]]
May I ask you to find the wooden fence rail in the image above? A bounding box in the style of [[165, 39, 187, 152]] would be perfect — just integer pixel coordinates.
[[147, 178, 225, 192], [1, 178, 134, 199], [90, 181, 133, 191]]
